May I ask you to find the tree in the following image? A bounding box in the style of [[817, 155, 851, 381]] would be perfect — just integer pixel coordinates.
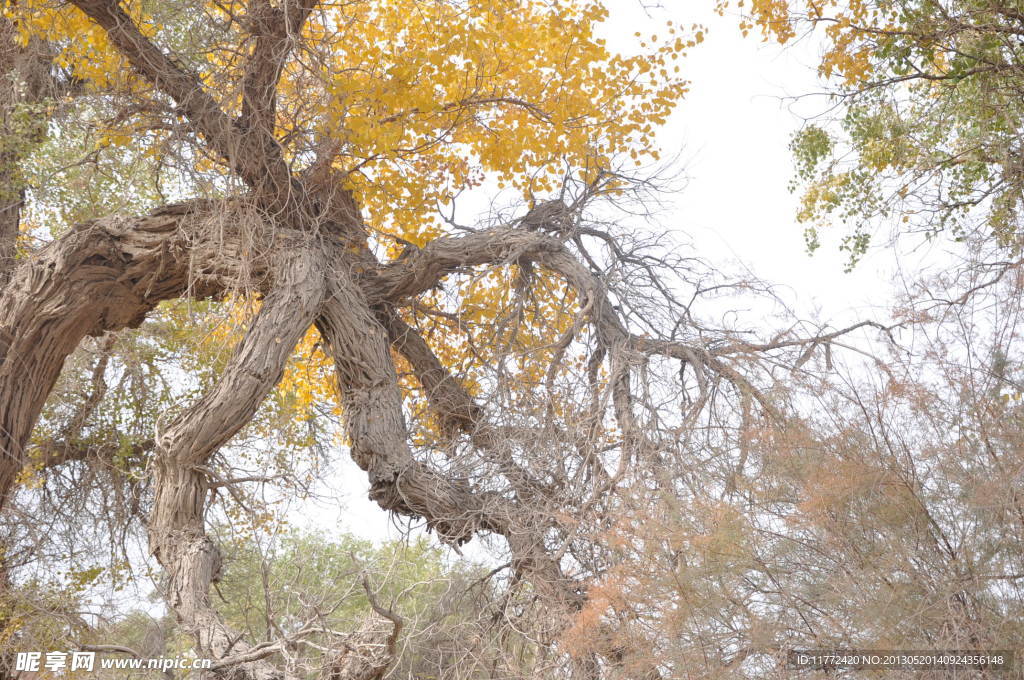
[[728, 0, 1024, 269], [565, 260, 1024, 677], [2, 1, 859, 678], [212, 529, 540, 679]]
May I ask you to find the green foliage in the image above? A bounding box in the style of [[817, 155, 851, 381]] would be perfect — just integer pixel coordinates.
[[773, 0, 1024, 266], [211, 527, 526, 679], [20, 102, 168, 234], [216, 529, 450, 636]]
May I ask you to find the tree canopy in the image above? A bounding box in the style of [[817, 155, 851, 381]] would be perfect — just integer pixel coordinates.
[[734, 0, 1024, 265], [1, 0, 1023, 679]]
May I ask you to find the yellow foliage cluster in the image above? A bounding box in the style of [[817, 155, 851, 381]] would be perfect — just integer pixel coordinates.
[[6, 0, 694, 443], [721, 0, 895, 85], [819, 12, 884, 85], [5, 0, 158, 90], [7, 0, 694, 245], [305, 0, 694, 243]]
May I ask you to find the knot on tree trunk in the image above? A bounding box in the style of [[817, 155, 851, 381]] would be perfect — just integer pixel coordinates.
[[367, 465, 478, 546]]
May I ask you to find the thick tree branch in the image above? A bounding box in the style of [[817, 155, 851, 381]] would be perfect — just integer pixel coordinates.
[[148, 244, 324, 680], [378, 310, 484, 437], [154, 245, 323, 466], [368, 227, 564, 303], [239, 0, 316, 137], [0, 200, 241, 509], [69, 0, 298, 216]]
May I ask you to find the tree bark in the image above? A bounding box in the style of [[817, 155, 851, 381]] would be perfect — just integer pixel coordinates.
[[0, 200, 243, 508], [147, 243, 323, 680]]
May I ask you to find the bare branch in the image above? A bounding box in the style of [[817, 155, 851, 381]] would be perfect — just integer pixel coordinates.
[[239, 0, 317, 137], [69, 0, 297, 213]]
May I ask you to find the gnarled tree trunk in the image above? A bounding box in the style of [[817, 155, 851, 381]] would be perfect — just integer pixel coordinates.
[[0, 2, 852, 677]]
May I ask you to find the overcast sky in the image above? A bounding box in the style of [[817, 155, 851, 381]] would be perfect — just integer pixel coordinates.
[[629, 1, 906, 320]]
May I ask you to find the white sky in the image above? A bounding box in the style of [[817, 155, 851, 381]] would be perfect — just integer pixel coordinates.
[[633, 1, 901, 321]]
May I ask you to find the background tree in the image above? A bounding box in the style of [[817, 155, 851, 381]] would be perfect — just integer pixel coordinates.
[[564, 259, 1024, 677], [727, 0, 1024, 270], [61, 529, 518, 680]]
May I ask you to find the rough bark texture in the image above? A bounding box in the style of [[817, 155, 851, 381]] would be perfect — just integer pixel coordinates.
[[148, 243, 323, 680], [379, 311, 485, 437], [0, 201, 246, 508], [0, 4, 834, 677]]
